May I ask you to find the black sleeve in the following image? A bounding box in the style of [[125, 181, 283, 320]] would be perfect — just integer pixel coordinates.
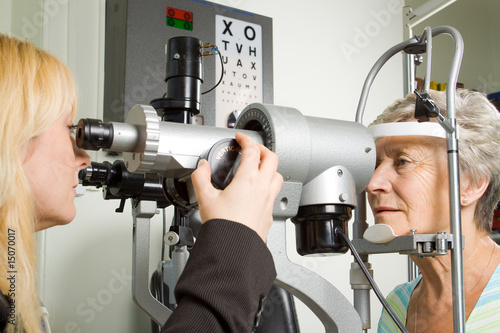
[[0, 292, 8, 331], [161, 219, 277, 333]]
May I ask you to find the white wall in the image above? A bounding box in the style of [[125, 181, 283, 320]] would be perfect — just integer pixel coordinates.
[[0, 0, 12, 33], [412, 0, 500, 94], [1, 1, 410, 332]]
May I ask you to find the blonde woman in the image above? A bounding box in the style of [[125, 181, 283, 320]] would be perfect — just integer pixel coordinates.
[[0, 33, 91, 333], [0, 34, 282, 333]]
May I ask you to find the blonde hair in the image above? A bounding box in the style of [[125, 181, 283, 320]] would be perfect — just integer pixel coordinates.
[[0, 34, 77, 332], [370, 89, 500, 233]]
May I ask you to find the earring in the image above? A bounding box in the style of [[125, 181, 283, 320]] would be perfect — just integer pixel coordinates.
[[462, 197, 468, 205]]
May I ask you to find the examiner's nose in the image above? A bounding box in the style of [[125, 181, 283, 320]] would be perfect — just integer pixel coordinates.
[[73, 140, 91, 169]]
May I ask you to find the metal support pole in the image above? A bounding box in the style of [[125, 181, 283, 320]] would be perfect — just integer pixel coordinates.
[[429, 26, 465, 333], [132, 200, 171, 326], [352, 192, 371, 332]]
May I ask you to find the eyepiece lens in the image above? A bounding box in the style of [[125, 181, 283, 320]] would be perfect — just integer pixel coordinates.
[[76, 118, 113, 151]]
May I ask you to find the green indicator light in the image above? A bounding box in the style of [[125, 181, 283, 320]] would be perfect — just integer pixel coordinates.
[[166, 17, 193, 31]]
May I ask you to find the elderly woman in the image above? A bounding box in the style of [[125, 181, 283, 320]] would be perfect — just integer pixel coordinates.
[[366, 89, 500, 332]]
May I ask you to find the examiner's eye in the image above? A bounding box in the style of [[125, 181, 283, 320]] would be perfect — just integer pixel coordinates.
[[69, 125, 77, 138]]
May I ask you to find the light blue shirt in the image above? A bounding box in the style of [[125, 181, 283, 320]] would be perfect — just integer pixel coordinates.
[[378, 263, 500, 332]]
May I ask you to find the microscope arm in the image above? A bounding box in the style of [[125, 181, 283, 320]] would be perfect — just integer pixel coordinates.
[[268, 217, 363, 332]]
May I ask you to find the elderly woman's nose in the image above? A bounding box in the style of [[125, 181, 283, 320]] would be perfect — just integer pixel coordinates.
[[366, 164, 392, 194]]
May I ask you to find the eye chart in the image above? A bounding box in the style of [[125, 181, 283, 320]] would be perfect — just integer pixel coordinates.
[[215, 15, 263, 128]]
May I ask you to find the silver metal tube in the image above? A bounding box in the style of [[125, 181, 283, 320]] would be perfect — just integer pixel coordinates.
[[109, 122, 140, 152], [403, 53, 414, 96], [420, 26, 433, 94], [353, 192, 368, 242], [408, 258, 419, 281], [425, 25, 464, 333], [353, 188, 371, 330], [355, 36, 419, 124], [441, 28, 465, 333], [353, 289, 371, 329]]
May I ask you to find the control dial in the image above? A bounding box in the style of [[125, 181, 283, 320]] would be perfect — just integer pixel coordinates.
[[234, 107, 274, 151]]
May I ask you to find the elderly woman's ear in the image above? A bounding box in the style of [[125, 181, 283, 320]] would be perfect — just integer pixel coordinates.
[[460, 176, 489, 207]]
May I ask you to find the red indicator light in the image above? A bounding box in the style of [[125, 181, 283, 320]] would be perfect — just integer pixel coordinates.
[[167, 7, 193, 22]]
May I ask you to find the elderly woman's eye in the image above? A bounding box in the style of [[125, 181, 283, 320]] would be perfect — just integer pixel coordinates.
[[397, 158, 410, 167]]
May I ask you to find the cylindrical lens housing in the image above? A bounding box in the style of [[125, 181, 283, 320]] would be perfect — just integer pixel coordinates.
[[78, 161, 114, 186], [292, 204, 351, 256], [163, 36, 203, 115]]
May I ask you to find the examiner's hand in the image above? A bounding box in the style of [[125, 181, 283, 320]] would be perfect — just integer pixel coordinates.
[[191, 132, 283, 242]]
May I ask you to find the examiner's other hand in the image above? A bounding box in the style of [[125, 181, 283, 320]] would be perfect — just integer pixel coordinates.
[[191, 132, 283, 242]]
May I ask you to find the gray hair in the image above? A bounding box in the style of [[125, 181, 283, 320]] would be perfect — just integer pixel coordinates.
[[370, 89, 500, 233]]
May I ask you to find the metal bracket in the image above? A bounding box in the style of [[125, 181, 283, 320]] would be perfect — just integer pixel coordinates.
[[132, 200, 171, 326], [352, 233, 464, 257]]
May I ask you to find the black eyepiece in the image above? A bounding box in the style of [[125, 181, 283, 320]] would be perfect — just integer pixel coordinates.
[[76, 118, 114, 151], [79, 161, 114, 187]]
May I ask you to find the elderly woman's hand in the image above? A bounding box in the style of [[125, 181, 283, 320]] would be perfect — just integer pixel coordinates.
[[190, 132, 283, 242]]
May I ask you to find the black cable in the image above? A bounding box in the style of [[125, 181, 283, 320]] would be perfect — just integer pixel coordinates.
[[335, 227, 409, 333], [202, 46, 224, 95]]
